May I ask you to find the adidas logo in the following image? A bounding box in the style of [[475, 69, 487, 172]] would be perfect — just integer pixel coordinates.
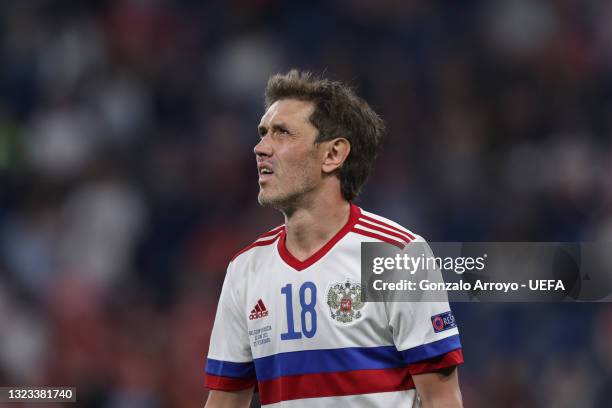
[[249, 299, 269, 320]]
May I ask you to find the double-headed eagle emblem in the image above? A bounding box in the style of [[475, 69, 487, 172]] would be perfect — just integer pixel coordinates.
[[326, 280, 365, 324]]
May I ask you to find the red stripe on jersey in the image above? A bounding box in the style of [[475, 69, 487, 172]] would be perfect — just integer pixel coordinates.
[[359, 213, 416, 240], [407, 348, 464, 375], [254, 304, 262, 312], [259, 225, 285, 239], [258, 366, 415, 405], [356, 218, 413, 244], [205, 374, 256, 391], [230, 231, 283, 261], [351, 227, 405, 249], [257, 299, 267, 311]]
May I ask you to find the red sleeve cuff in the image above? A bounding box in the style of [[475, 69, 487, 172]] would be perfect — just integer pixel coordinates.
[[407, 348, 464, 375], [205, 374, 257, 391]]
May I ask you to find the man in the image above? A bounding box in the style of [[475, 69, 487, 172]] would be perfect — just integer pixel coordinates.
[[205, 70, 464, 407]]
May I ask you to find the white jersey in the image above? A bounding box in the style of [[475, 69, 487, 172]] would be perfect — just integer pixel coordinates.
[[205, 204, 463, 406]]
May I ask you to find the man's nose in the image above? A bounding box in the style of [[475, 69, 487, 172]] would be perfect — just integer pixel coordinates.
[[254, 135, 272, 157]]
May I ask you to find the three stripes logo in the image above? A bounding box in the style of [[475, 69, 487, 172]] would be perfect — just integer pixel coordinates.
[[249, 299, 269, 320]]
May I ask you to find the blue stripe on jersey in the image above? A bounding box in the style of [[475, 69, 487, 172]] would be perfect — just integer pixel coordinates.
[[206, 358, 255, 378], [253, 335, 462, 382], [398, 334, 461, 364], [254, 345, 405, 382]]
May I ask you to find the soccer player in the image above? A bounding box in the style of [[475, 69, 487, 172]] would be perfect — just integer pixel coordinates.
[[204, 70, 464, 407]]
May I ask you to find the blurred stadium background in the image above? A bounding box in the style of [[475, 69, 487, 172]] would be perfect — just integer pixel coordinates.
[[0, 0, 611, 407]]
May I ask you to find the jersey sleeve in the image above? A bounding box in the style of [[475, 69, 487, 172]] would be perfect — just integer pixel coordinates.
[[386, 238, 464, 375], [205, 261, 256, 391]]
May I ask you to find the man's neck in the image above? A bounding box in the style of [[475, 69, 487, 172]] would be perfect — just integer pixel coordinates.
[[282, 194, 351, 262]]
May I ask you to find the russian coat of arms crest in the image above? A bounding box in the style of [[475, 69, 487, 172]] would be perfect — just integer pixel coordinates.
[[326, 280, 365, 324]]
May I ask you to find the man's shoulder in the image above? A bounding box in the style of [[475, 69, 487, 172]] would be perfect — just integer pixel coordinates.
[[229, 224, 285, 265], [352, 207, 425, 248]]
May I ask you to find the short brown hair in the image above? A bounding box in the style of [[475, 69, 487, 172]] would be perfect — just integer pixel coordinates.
[[264, 70, 385, 201]]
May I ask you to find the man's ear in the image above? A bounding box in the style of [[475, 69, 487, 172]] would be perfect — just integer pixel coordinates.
[[321, 138, 350, 174]]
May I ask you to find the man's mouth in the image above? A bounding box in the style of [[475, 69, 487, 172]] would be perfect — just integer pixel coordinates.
[[258, 164, 274, 182]]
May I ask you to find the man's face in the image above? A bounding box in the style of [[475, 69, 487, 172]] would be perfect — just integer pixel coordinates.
[[255, 99, 323, 209]]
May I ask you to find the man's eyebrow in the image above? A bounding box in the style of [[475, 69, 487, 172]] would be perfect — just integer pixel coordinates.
[[258, 123, 289, 135]]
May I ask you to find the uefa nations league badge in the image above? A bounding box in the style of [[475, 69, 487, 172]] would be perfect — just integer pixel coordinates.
[[326, 280, 366, 324]]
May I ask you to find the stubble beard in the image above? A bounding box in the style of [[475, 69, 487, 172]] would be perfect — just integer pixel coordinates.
[[257, 170, 318, 217], [258, 183, 317, 216], [257, 147, 321, 215]]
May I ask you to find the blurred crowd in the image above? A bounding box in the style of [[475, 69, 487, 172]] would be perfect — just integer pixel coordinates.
[[0, 0, 611, 407]]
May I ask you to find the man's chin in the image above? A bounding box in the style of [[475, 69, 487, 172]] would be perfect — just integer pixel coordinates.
[[258, 192, 290, 210], [257, 192, 276, 207]]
